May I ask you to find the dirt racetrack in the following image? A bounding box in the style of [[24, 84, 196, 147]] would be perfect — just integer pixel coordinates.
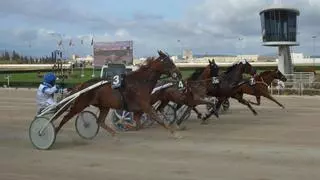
[[1, 88, 320, 180]]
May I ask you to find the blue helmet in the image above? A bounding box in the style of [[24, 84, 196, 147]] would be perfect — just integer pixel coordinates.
[[43, 72, 56, 86]]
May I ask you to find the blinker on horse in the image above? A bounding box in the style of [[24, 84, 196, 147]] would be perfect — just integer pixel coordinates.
[[54, 50, 184, 139]]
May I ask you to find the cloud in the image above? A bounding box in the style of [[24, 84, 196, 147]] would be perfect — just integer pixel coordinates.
[[1, 0, 320, 57]]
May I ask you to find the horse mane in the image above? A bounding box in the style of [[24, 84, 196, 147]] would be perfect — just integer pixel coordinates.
[[258, 70, 273, 77], [187, 68, 205, 81], [224, 63, 238, 74], [136, 57, 158, 71]]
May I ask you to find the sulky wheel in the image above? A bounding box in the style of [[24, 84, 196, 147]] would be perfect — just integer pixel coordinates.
[[111, 110, 134, 131], [206, 97, 218, 113], [159, 104, 176, 125], [29, 116, 56, 150], [177, 105, 191, 122], [222, 98, 230, 112], [142, 103, 177, 126], [206, 97, 230, 113], [175, 105, 192, 126], [140, 113, 155, 128], [75, 110, 100, 140]]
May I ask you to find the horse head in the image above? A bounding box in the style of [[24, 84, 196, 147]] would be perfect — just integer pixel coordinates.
[[208, 59, 219, 77], [237, 59, 256, 76], [156, 50, 182, 80], [273, 69, 287, 82]]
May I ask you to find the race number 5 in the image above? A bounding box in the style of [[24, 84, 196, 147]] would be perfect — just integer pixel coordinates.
[[178, 81, 184, 89], [112, 75, 120, 85]]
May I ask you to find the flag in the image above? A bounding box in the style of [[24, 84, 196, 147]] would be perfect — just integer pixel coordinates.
[[58, 40, 62, 46], [91, 38, 94, 46], [81, 39, 84, 45], [69, 39, 73, 46]]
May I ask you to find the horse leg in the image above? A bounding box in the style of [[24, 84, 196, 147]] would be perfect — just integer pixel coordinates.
[[201, 97, 223, 124], [144, 105, 182, 139], [96, 108, 116, 136], [261, 92, 285, 109], [233, 94, 258, 116], [133, 111, 144, 130], [192, 107, 202, 119], [156, 100, 169, 113], [249, 96, 261, 106], [190, 98, 219, 119], [55, 103, 88, 134]]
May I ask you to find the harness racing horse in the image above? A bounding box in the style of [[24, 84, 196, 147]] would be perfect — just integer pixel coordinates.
[[147, 59, 220, 128], [231, 69, 287, 109], [55, 50, 184, 138], [201, 59, 257, 123]]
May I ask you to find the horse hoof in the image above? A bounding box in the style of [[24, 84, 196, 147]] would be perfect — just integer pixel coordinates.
[[112, 136, 120, 142], [172, 132, 183, 139], [177, 125, 187, 131], [201, 120, 209, 125]]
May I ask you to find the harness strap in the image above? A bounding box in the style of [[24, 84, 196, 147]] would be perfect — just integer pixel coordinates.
[[255, 77, 269, 87]]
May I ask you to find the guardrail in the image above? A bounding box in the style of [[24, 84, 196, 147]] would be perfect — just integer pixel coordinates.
[[284, 72, 315, 84], [269, 81, 320, 96]]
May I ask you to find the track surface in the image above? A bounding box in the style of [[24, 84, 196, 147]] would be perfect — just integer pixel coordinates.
[[1, 89, 320, 180]]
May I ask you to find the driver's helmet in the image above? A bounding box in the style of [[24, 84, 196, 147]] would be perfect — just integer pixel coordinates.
[[43, 72, 57, 86]]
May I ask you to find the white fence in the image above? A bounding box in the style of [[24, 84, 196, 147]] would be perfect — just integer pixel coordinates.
[[284, 72, 315, 84], [270, 81, 320, 96], [270, 72, 319, 96]]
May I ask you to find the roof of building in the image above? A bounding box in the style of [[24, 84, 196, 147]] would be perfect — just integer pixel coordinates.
[[259, 4, 300, 15]]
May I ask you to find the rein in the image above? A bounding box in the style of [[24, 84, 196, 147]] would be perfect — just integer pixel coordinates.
[[255, 76, 270, 87]]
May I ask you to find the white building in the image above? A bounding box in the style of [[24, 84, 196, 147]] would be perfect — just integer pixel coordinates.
[[71, 54, 94, 63], [277, 53, 320, 65]]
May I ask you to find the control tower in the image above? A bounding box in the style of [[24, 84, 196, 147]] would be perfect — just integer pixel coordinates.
[[259, 3, 300, 74]]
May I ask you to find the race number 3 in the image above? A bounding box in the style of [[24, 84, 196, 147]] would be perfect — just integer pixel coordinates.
[[112, 75, 120, 86], [178, 81, 184, 89]]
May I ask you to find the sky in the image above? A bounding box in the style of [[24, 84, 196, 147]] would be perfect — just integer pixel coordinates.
[[0, 0, 320, 58]]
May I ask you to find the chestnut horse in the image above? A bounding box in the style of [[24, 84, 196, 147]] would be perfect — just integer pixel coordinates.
[[231, 69, 287, 109], [55, 50, 183, 138]]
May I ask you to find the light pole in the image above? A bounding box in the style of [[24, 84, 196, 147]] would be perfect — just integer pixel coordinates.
[[312, 35, 317, 67], [177, 39, 183, 60], [238, 37, 244, 60], [91, 63, 95, 78]]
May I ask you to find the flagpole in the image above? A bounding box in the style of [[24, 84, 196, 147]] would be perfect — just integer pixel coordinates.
[[91, 34, 95, 78]]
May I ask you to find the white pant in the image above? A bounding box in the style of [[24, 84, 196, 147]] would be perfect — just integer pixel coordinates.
[[37, 99, 57, 114]]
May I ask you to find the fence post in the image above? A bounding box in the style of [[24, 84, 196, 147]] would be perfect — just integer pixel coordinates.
[[5, 74, 10, 88]]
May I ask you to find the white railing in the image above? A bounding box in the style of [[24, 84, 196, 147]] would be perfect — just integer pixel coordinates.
[[270, 81, 320, 96], [284, 72, 315, 84]]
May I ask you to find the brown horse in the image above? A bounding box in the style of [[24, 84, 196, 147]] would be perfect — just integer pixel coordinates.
[[148, 60, 219, 126], [231, 69, 287, 108], [54, 50, 183, 138]]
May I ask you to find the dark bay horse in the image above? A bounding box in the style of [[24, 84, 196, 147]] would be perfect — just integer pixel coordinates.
[[202, 59, 257, 122], [146, 59, 219, 129], [231, 69, 287, 108], [55, 50, 183, 138]]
